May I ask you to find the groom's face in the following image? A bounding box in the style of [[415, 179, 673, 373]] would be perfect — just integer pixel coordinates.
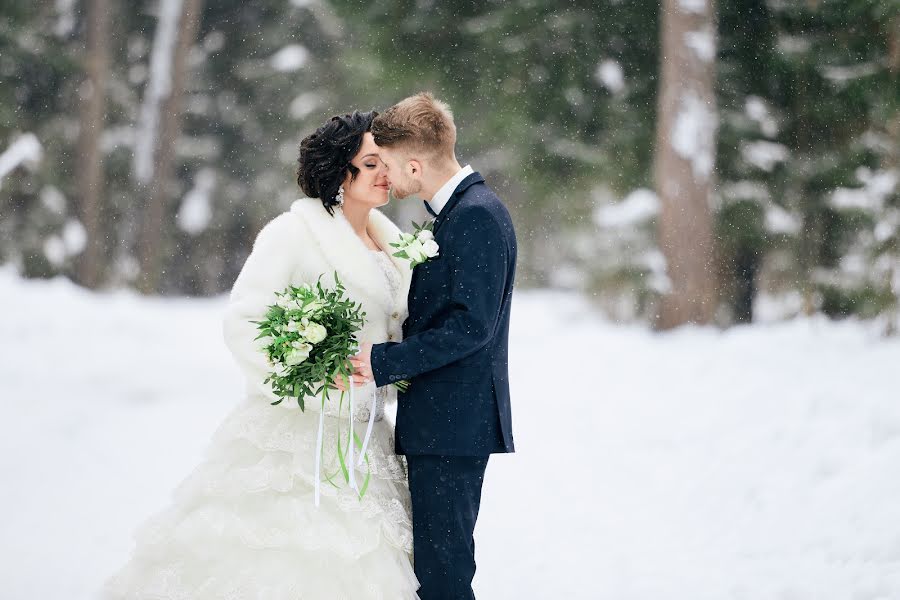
[[379, 146, 422, 200]]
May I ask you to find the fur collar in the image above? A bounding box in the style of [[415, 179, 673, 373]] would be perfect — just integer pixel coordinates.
[[289, 198, 411, 315]]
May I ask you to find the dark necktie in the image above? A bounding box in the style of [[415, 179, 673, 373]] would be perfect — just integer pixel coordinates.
[[423, 200, 438, 218]]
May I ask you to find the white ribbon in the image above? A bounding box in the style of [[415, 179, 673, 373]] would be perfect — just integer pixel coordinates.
[[314, 393, 325, 508], [347, 381, 358, 492], [357, 386, 377, 466]]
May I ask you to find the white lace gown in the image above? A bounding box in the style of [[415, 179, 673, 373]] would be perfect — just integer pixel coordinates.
[[103, 251, 420, 600]]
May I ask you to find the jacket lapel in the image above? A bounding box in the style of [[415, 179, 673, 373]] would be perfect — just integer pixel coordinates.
[[432, 172, 485, 234], [289, 198, 398, 315]]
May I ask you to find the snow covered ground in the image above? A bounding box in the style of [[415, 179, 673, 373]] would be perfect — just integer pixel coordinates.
[[2, 268, 899, 600]]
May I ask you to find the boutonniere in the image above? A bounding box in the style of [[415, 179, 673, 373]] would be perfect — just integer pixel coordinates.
[[390, 220, 440, 269]]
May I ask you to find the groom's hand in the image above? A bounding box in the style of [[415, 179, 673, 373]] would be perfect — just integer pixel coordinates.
[[349, 342, 374, 382]]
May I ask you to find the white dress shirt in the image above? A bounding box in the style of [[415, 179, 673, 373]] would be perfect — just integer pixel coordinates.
[[428, 164, 474, 216]]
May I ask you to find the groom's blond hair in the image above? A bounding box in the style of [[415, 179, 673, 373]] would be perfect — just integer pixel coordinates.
[[371, 92, 457, 161]]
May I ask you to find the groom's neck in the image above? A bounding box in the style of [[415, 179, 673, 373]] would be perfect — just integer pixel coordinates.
[[420, 157, 463, 201]]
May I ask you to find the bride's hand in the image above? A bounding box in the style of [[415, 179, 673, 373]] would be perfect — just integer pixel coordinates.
[[332, 372, 370, 391], [349, 342, 374, 380]]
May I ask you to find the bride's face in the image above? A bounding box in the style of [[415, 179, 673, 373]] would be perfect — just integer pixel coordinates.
[[342, 133, 390, 209]]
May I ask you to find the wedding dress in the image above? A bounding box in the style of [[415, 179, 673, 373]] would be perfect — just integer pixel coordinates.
[[103, 245, 420, 600]]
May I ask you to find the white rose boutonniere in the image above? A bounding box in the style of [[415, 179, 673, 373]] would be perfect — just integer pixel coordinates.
[[421, 239, 439, 258], [391, 220, 439, 268]]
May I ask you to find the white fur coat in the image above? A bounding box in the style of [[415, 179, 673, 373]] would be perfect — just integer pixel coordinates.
[[223, 198, 412, 414]]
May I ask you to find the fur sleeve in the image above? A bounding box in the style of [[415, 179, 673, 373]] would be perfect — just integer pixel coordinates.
[[222, 214, 306, 406]]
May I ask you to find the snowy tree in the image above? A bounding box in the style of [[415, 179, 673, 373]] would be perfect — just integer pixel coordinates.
[[715, 0, 898, 327], [654, 0, 719, 328], [135, 0, 205, 294], [0, 4, 83, 278], [74, 0, 110, 289]]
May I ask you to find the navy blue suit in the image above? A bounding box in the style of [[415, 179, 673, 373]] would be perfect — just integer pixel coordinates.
[[371, 172, 516, 599]]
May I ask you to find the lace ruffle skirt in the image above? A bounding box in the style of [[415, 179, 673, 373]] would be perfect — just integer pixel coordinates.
[[102, 397, 420, 600]]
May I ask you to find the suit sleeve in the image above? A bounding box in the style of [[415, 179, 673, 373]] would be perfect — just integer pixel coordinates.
[[370, 206, 509, 385], [222, 215, 316, 407]]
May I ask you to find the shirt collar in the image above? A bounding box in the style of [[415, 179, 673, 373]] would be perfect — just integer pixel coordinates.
[[428, 164, 474, 216]]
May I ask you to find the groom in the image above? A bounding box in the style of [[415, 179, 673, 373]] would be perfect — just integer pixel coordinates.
[[351, 92, 516, 600]]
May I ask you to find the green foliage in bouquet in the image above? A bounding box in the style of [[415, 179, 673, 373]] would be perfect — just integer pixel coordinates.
[[253, 274, 365, 411]]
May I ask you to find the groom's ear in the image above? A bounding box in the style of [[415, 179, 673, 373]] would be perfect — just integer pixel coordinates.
[[408, 158, 422, 177]]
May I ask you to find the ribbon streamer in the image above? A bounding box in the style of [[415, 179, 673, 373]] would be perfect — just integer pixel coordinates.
[[347, 380, 358, 492], [314, 388, 326, 507], [358, 386, 377, 466]]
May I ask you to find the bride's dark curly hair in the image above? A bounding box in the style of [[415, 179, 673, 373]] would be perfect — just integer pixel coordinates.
[[296, 110, 378, 216]]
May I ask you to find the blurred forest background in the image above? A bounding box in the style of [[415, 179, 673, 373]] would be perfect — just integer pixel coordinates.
[[1, 0, 898, 329]]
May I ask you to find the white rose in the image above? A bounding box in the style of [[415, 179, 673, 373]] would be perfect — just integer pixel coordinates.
[[401, 232, 417, 244], [304, 322, 327, 344], [406, 239, 427, 262], [416, 229, 434, 243], [421, 239, 439, 258], [284, 320, 299, 332], [284, 342, 312, 366]]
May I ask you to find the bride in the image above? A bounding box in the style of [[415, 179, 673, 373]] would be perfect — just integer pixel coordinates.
[[103, 111, 421, 599]]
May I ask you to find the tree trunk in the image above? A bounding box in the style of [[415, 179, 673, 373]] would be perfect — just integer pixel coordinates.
[[74, 0, 110, 289], [136, 0, 205, 294], [653, 0, 719, 329]]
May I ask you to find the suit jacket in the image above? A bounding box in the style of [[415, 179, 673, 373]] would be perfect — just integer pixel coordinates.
[[371, 172, 517, 456]]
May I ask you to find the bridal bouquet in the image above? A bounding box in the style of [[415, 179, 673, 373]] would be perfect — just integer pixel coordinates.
[[251, 274, 375, 505], [253, 275, 364, 411]]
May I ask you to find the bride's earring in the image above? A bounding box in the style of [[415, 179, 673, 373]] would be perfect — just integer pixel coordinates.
[[336, 185, 345, 207]]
